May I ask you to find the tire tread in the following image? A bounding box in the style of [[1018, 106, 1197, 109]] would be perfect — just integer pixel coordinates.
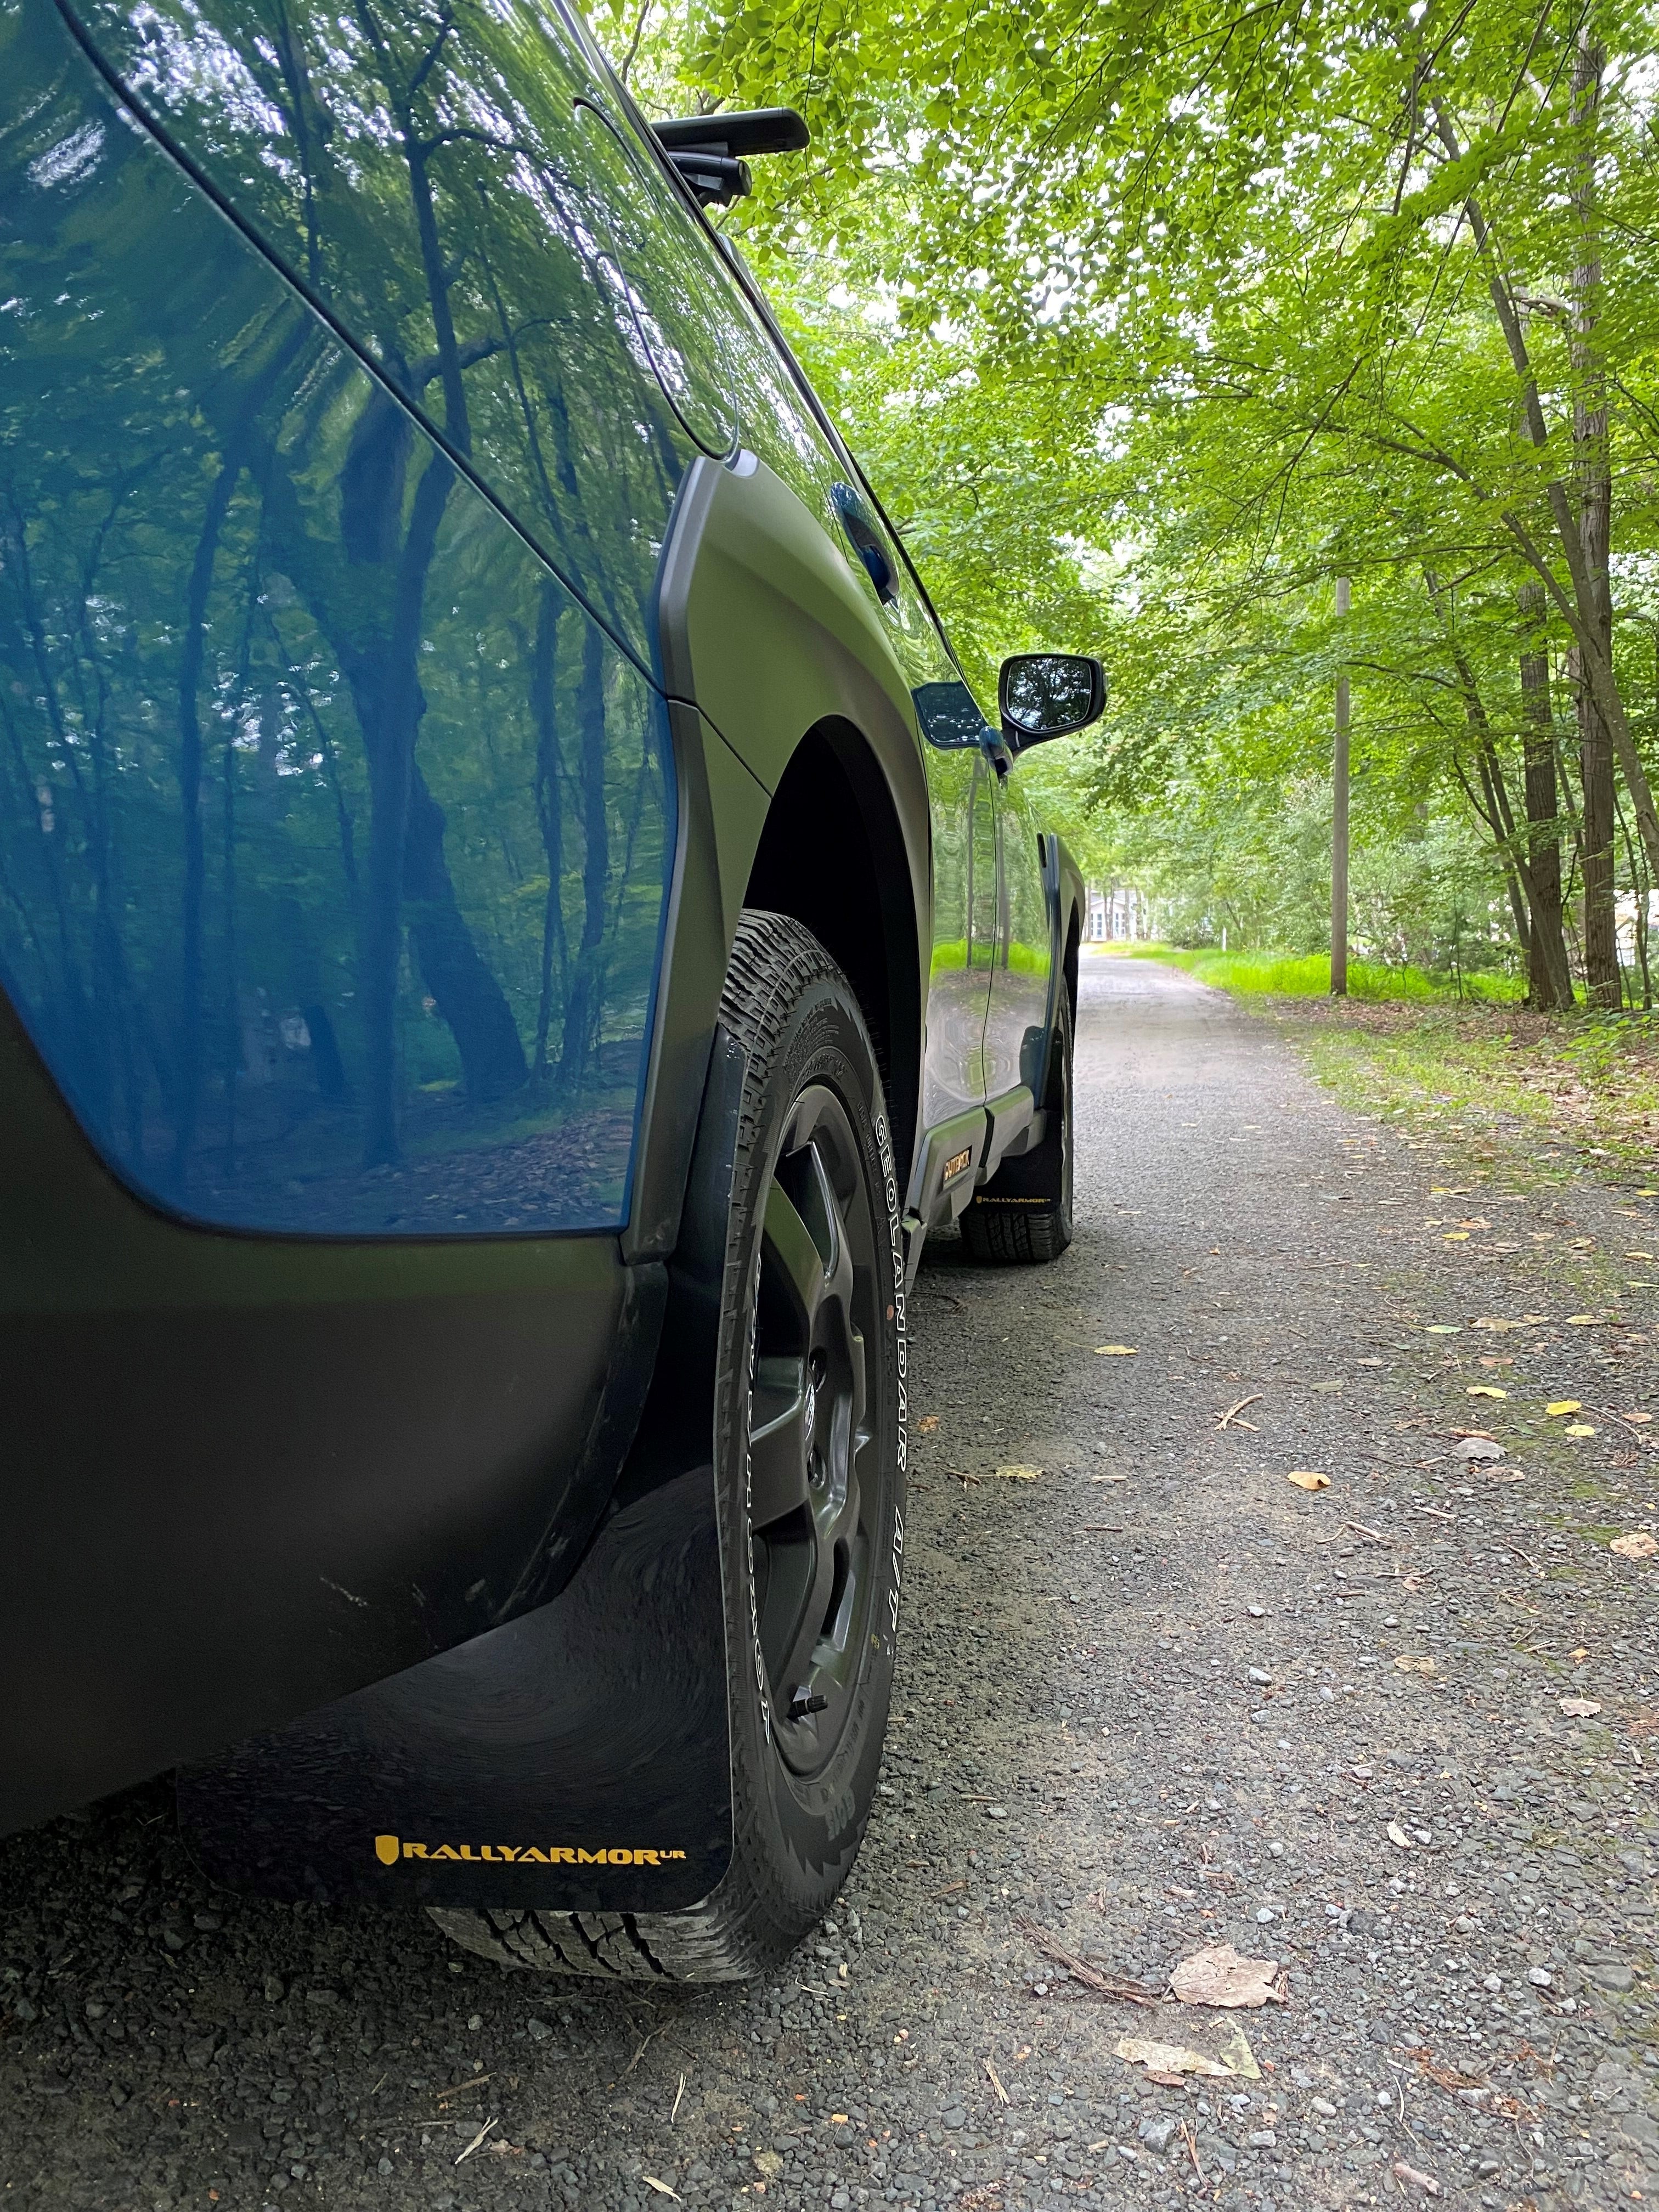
[[430, 912, 890, 1983]]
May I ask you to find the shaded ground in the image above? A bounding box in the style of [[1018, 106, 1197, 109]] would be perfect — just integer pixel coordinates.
[[3, 949, 1657, 2212]]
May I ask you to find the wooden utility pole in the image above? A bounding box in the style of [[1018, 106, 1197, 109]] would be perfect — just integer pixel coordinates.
[[1331, 575, 1351, 996]]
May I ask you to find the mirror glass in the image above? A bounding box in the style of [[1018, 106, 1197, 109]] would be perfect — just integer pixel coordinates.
[[999, 653, 1102, 742]]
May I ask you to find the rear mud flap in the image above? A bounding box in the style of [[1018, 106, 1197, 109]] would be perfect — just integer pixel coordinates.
[[177, 1464, 731, 1915]]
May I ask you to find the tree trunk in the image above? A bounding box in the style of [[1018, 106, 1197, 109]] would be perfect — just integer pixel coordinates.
[[173, 454, 241, 1184], [403, 759, 528, 1102], [1571, 30, 1618, 1007], [557, 619, 611, 1094], [1518, 583, 1573, 1009], [531, 574, 568, 1079]]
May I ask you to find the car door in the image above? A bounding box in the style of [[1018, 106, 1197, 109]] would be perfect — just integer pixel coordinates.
[[984, 763, 1056, 1103], [911, 683, 996, 1130]]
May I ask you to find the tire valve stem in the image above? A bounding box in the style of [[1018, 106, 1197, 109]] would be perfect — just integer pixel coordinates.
[[789, 1690, 828, 1718]]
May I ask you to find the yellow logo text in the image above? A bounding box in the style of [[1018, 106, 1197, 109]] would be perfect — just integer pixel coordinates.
[[373, 1833, 686, 1869]]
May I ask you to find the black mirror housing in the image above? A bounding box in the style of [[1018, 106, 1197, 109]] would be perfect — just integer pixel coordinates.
[[997, 652, 1105, 751]]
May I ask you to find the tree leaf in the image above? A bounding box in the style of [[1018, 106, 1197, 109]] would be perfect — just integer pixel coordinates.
[[1169, 1943, 1283, 2009]]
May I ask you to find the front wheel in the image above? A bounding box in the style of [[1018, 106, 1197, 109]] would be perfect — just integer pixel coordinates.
[[960, 988, 1074, 1265], [433, 912, 906, 1982]]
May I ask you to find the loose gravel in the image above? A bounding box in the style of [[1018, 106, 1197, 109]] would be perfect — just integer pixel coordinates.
[[3, 951, 1657, 2212]]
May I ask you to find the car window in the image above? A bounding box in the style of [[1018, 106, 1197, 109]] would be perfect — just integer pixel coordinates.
[[63, 0, 707, 669], [0, 0, 672, 1238], [572, 101, 736, 458], [912, 680, 995, 751]]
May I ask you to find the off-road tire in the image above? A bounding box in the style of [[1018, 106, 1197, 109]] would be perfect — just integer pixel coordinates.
[[960, 989, 1074, 1265], [432, 912, 906, 1981]]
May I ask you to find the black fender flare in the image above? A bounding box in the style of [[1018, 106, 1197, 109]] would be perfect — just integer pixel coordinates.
[[624, 452, 930, 1261]]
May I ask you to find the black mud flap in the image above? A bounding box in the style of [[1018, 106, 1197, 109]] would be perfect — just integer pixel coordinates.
[[177, 1462, 732, 1915]]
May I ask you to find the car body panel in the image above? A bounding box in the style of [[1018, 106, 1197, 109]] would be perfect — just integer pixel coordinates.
[[1, 0, 1087, 1867]]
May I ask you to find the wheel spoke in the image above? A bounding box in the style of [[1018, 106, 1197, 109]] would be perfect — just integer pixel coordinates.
[[763, 1178, 826, 1333], [775, 1520, 842, 1707], [748, 1356, 811, 1530], [747, 1082, 886, 1770]]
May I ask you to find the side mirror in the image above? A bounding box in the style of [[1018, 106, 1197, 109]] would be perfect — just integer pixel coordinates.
[[998, 652, 1105, 750]]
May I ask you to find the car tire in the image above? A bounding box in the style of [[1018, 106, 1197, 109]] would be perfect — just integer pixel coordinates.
[[959, 988, 1074, 1265], [431, 911, 906, 1981]]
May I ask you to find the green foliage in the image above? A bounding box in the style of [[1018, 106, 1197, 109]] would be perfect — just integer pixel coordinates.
[[624, 0, 1659, 995]]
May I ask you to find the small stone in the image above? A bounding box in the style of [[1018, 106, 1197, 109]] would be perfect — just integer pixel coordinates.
[[1482, 1974, 1502, 1993], [1311, 2098, 1337, 2120], [1248, 1668, 1273, 1686], [941, 2107, 966, 2130], [1246, 2129, 1277, 2149], [1585, 1961, 1633, 1992], [1527, 1966, 1553, 1989], [1138, 2114, 1177, 2153]]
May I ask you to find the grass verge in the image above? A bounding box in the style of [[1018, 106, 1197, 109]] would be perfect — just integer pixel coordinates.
[[1111, 943, 1522, 1003]]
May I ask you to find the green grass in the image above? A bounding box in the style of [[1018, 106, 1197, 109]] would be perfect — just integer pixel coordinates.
[[1112, 943, 1524, 1004]]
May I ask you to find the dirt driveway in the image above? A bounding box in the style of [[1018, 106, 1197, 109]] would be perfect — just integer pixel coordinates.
[[2, 951, 1656, 2212]]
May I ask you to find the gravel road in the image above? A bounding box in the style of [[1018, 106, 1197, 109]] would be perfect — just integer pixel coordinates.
[[4, 951, 1658, 2212]]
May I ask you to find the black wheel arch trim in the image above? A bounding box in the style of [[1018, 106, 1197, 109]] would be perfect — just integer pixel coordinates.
[[637, 452, 931, 1254]]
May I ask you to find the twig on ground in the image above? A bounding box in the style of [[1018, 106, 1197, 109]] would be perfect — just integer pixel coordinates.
[[1348, 1520, 1397, 1545], [435, 2074, 490, 2105], [1014, 1915, 1160, 2006], [1217, 1395, 1262, 1430], [984, 2057, 1009, 2105], [455, 2118, 498, 2165]]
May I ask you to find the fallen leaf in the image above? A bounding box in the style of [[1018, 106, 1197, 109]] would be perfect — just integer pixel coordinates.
[[1392, 2158, 1441, 2198], [1114, 2036, 1232, 2080], [1466, 1385, 1508, 1399], [1285, 1470, 1329, 1491], [915, 1414, 939, 1433], [1611, 1531, 1659, 1560], [1169, 1943, 1283, 2010], [1545, 1401, 1582, 1416], [1424, 1324, 1462, 1334], [644, 2182, 682, 2203], [1442, 1231, 1469, 1242], [753, 2150, 784, 2180], [992, 1464, 1041, 1482], [1216, 2024, 1260, 2080], [1559, 1697, 1603, 1718], [1393, 1656, 1437, 1675], [1095, 1344, 1138, 1356], [1451, 1436, 1504, 1462], [1627, 1411, 1654, 1424], [1564, 1422, 1597, 1437], [1472, 1317, 1525, 1331], [1386, 1821, 1412, 1847], [1566, 1314, 1598, 1325]]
